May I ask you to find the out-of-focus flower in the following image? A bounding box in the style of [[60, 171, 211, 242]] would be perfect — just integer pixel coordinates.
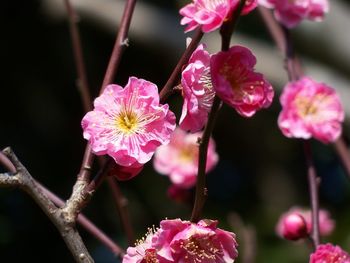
[[180, 43, 215, 132], [210, 45, 274, 117], [310, 243, 350, 263], [276, 207, 335, 240], [258, 0, 329, 28], [278, 76, 344, 144], [153, 128, 218, 189], [82, 77, 176, 168], [179, 0, 257, 33], [155, 218, 238, 262]]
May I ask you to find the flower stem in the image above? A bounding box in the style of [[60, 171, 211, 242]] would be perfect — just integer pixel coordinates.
[[303, 141, 320, 247], [190, 0, 246, 223], [159, 28, 203, 103], [191, 96, 221, 222], [258, 8, 320, 249], [334, 138, 350, 180]]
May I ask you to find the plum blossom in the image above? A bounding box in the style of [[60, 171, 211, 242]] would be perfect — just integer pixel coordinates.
[[108, 162, 144, 181], [123, 219, 238, 263], [155, 219, 238, 262], [278, 76, 344, 144], [276, 207, 335, 240], [179, 0, 257, 33], [123, 228, 170, 263], [180, 43, 215, 132], [210, 45, 274, 117], [258, 0, 329, 28], [82, 77, 176, 168], [310, 244, 350, 263], [154, 128, 218, 189]]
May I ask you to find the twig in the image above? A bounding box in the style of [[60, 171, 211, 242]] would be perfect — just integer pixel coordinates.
[[107, 177, 135, 245], [334, 138, 350, 180], [63, 0, 92, 113], [258, 8, 321, 249], [159, 28, 203, 102], [0, 148, 94, 262], [303, 142, 320, 248], [190, 0, 246, 223]]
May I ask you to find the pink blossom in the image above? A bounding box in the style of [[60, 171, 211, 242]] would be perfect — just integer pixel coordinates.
[[82, 77, 176, 168], [108, 162, 144, 181], [180, 44, 215, 132], [179, 0, 257, 33], [310, 244, 350, 263], [258, 0, 329, 28], [153, 128, 218, 189], [210, 45, 274, 117], [278, 212, 308, 240], [278, 77, 344, 144], [155, 219, 238, 262], [276, 207, 335, 239], [123, 229, 170, 263]]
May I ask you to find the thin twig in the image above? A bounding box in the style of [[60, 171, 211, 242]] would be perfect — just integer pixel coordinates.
[[159, 28, 203, 102], [107, 177, 135, 245], [63, 0, 92, 113], [190, 0, 246, 223], [303, 142, 320, 248], [258, 8, 321, 249], [334, 138, 350, 180]]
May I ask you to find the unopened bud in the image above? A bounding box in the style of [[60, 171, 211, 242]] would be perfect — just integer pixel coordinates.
[[282, 213, 308, 241]]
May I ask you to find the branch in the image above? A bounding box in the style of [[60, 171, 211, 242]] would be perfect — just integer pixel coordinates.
[[0, 148, 94, 262], [190, 0, 246, 223]]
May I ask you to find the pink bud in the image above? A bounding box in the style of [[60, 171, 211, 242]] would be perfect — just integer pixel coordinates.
[[281, 213, 308, 241], [108, 162, 143, 181]]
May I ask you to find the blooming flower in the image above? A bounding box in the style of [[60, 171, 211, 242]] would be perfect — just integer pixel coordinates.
[[153, 128, 218, 189], [179, 0, 257, 33], [82, 77, 176, 168], [258, 0, 329, 28], [276, 207, 335, 239], [155, 219, 238, 262], [210, 45, 274, 117], [123, 219, 238, 263], [278, 76, 344, 144], [310, 244, 350, 263], [180, 43, 215, 132]]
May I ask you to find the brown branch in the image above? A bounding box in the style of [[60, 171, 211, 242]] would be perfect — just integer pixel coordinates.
[[334, 138, 350, 180], [190, 0, 246, 223], [159, 28, 203, 102], [0, 148, 94, 262], [63, 0, 92, 113], [258, 8, 321, 249]]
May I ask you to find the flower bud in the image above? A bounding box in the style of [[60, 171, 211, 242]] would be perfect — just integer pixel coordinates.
[[281, 213, 308, 241]]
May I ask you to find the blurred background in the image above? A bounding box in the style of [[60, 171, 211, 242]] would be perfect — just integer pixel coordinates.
[[0, 0, 350, 262]]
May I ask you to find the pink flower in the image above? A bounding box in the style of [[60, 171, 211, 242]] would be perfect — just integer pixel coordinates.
[[276, 207, 335, 239], [82, 77, 176, 168], [258, 0, 329, 28], [210, 45, 274, 117], [155, 219, 238, 262], [180, 44, 215, 132], [153, 128, 218, 189], [310, 244, 350, 263], [108, 162, 144, 181], [278, 76, 344, 144], [179, 0, 257, 33], [278, 212, 308, 240], [123, 230, 170, 263]]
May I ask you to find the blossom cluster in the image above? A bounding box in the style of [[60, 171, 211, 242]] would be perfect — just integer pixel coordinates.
[[123, 218, 238, 263], [258, 0, 329, 28], [310, 244, 350, 263]]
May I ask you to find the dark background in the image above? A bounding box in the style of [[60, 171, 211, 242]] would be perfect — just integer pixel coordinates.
[[1, 0, 350, 262]]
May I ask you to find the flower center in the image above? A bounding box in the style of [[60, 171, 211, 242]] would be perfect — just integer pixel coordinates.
[[180, 236, 220, 262], [116, 110, 138, 134], [179, 145, 198, 163], [294, 94, 331, 118], [142, 249, 159, 263]]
